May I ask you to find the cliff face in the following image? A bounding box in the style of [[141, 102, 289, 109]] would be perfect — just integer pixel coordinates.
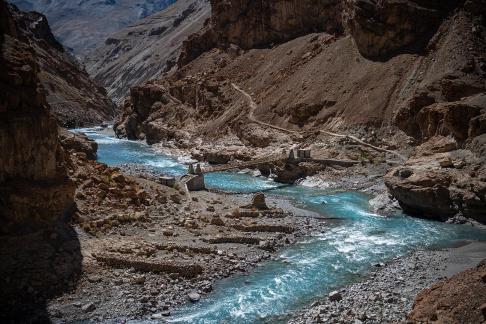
[[85, 0, 210, 104], [7, 4, 117, 127], [179, 0, 344, 66], [0, 1, 80, 320], [9, 0, 177, 55], [178, 0, 461, 66]]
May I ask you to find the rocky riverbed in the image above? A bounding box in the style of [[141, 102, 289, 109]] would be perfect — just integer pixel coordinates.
[[289, 241, 486, 324], [47, 160, 335, 322]]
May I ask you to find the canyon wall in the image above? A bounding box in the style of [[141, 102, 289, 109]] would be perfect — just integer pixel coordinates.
[[0, 1, 81, 320]]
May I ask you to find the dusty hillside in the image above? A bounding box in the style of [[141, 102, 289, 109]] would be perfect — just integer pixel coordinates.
[[85, 0, 210, 104], [8, 4, 116, 127], [115, 0, 486, 222], [116, 0, 485, 141], [9, 0, 176, 55]]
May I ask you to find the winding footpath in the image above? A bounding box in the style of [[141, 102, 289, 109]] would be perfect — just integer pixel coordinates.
[[231, 83, 407, 161]]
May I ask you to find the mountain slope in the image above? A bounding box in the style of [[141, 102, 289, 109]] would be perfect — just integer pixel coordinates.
[[8, 0, 176, 55], [8, 3, 116, 127], [114, 0, 486, 221], [85, 0, 210, 104]]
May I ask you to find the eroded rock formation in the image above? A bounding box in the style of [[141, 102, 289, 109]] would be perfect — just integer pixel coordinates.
[[0, 1, 81, 320]]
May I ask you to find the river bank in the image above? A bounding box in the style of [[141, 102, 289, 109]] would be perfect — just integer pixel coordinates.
[[47, 165, 335, 322], [51, 127, 485, 323], [289, 241, 486, 324]]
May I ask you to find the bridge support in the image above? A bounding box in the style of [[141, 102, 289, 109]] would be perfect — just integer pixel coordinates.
[[185, 163, 206, 191], [185, 174, 205, 191]]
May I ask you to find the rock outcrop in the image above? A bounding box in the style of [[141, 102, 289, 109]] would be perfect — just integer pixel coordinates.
[[385, 147, 486, 222], [7, 4, 116, 127], [408, 260, 486, 323], [0, 1, 80, 320], [59, 128, 98, 160], [85, 0, 210, 104]]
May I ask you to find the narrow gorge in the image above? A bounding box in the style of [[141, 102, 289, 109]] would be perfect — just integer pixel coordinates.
[[1, 0, 485, 323]]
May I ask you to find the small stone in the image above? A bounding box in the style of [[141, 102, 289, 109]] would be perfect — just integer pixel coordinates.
[[87, 275, 102, 283], [437, 156, 454, 168], [210, 215, 225, 226], [207, 205, 215, 212], [81, 302, 96, 312], [188, 292, 201, 302], [328, 290, 342, 301], [134, 275, 146, 284]]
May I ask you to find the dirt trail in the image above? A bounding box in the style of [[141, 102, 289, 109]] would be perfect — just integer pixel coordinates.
[[231, 83, 407, 161]]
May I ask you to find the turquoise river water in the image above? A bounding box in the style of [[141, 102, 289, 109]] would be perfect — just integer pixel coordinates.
[[77, 127, 485, 324]]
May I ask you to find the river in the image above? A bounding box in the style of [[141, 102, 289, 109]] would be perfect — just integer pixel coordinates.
[[77, 127, 485, 324]]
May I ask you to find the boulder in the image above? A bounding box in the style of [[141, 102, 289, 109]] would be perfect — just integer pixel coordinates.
[[59, 128, 98, 160], [252, 192, 268, 210], [385, 151, 486, 223], [329, 290, 342, 301], [188, 292, 201, 302]]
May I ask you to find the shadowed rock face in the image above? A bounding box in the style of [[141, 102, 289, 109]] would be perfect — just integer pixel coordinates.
[[178, 0, 463, 66], [0, 1, 81, 320], [179, 0, 344, 66], [344, 0, 460, 58]]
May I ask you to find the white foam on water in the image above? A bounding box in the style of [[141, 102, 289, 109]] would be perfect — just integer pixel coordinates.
[[146, 159, 180, 168], [297, 176, 335, 189]]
